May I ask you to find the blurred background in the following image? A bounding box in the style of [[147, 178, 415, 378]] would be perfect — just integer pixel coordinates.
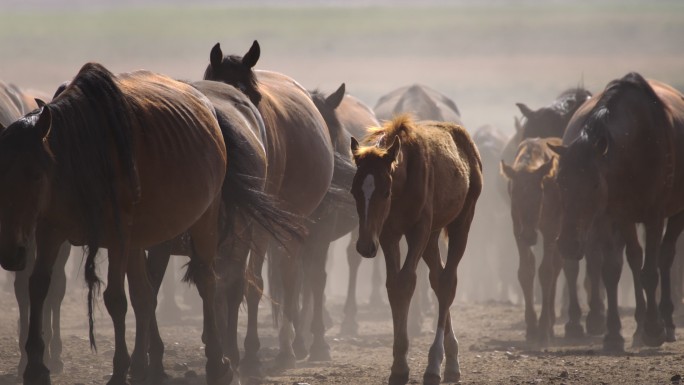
[[1, 0, 683, 303]]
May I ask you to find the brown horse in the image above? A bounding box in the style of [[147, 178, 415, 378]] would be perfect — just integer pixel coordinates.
[[143, 79, 306, 381], [204, 41, 334, 373], [351, 115, 481, 385], [0, 63, 232, 385], [551, 72, 684, 347], [0, 82, 72, 376], [374, 84, 461, 124], [501, 137, 562, 345]]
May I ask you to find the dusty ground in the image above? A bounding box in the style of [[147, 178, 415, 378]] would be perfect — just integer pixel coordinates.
[[0, 278, 682, 385]]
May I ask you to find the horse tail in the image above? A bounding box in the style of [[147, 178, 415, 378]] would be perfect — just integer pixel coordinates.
[[84, 245, 101, 351], [215, 109, 308, 248]]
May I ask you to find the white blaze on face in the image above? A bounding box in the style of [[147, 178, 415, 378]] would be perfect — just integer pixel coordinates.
[[361, 174, 375, 226]]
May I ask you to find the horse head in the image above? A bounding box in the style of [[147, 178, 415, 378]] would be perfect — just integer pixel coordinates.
[[350, 136, 401, 258], [204, 40, 262, 106], [501, 139, 556, 247], [0, 107, 53, 271], [550, 122, 609, 260]]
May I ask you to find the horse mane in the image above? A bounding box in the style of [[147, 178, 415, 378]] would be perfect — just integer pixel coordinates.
[[354, 114, 417, 160], [48, 62, 138, 350], [584, 72, 669, 141]]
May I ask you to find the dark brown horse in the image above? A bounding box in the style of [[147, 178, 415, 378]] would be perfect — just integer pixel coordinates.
[[515, 87, 592, 139], [0, 82, 72, 376], [552, 72, 684, 347], [351, 115, 481, 385], [501, 137, 562, 345], [374, 84, 461, 124], [0, 63, 232, 385], [204, 41, 334, 373]]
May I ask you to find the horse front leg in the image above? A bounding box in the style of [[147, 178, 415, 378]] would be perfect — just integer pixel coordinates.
[[45, 242, 70, 375], [563, 258, 584, 339], [515, 238, 537, 344], [341, 228, 362, 336], [537, 234, 563, 347], [23, 228, 66, 385]]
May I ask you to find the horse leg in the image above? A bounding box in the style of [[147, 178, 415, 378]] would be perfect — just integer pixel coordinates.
[[272, 243, 303, 369], [128, 248, 154, 383], [157, 252, 182, 322], [422, 231, 448, 385], [515, 238, 537, 344], [622, 223, 645, 347], [537, 234, 562, 347], [187, 199, 233, 385], [379, 231, 412, 385], [46, 242, 69, 374], [305, 239, 332, 361], [369, 252, 385, 307], [658, 211, 684, 342], [23, 230, 65, 385], [585, 233, 607, 336], [563, 257, 584, 339], [641, 217, 667, 347], [15, 241, 34, 376], [241, 235, 266, 379], [103, 246, 132, 385], [408, 261, 427, 337], [216, 236, 251, 373], [602, 227, 626, 352], [145, 241, 172, 381], [341, 230, 362, 336]]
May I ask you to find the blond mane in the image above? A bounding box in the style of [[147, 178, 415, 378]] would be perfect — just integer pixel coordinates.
[[353, 113, 417, 160]]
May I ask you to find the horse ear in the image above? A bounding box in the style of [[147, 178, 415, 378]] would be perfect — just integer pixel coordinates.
[[35, 98, 46, 108], [326, 83, 345, 110], [547, 143, 567, 157], [516, 103, 535, 119], [500, 160, 516, 180], [36, 105, 52, 139], [210, 43, 223, 69], [351, 136, 360, 156], [534, 159, 554, 178], [385, 137, 401, 164], [242, 40, 260, 68]]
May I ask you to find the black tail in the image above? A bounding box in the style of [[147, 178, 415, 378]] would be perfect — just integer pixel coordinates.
[[216, 109, 308, 248], [84, 246, 101, 351]]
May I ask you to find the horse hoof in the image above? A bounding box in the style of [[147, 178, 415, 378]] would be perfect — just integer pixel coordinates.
[[586, 311, 607, 336], [443, 369, 461, 383], [665, 327, 676, 343], [308, 342, 331, 362], [388, 371, 409, 385], [603, 334, 625, 353], [128, 362, 148, 383], [23, 363, 51, 385], [565, 322, 585, 340], [206, 356, 233, 385], [422, 372, 441, 385], [148, 362, 169, 383], [106, 374, 130, 385], [339, 318, 359, 336], [642, 330, 666, 347], [273, 352, 297, 371]]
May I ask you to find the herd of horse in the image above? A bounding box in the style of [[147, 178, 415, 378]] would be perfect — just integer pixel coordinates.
[[1, 40, 683, 385]]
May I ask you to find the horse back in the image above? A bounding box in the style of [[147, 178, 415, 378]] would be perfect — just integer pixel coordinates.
[[0, 82, 26, 128], [255, 70, 333, 216], [113, 71, 227, 243]]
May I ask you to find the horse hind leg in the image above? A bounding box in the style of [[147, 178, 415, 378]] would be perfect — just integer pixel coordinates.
[[304, 238, 332, 362], [128, 248, 155, 382], [145, 241, 173, 381], [186, 198, 233, 385], [658, 211, 684, 343], [241, 234, 267, 379]]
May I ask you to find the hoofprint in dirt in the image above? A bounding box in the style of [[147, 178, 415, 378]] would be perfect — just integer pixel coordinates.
[[0, 282, 682, 385]]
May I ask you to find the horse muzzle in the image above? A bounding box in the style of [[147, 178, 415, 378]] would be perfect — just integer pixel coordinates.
[[356, 239, 378, 259], [0, 245, 27, 271]]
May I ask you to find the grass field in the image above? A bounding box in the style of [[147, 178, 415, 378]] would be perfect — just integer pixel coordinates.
[[1, 3, 683, 132]]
